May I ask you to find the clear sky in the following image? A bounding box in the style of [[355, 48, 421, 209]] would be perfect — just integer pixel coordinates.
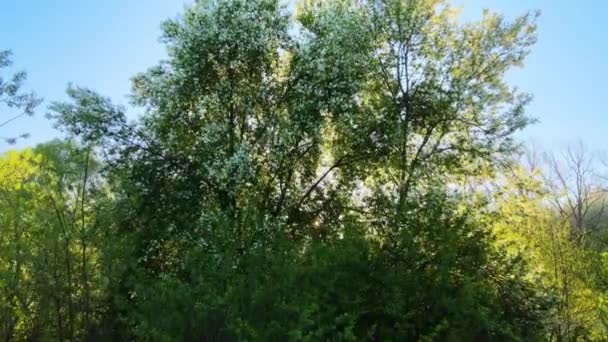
[[1, 0, 606, 152]]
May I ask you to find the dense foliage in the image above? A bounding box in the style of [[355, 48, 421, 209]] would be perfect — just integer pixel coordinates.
[[1, 0, 607, 341]]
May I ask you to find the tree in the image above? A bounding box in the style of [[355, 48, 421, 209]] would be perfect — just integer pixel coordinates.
[[43, 0, 548, 340], [0, 148, 42, 339], [0, 50, 41, 145], [0, 141, 114, 341], [52, 0, 539, 244], [544, 143, 608, 246], [488, 149, 608, 340]]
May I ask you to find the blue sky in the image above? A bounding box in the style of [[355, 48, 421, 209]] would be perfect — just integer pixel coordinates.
[[1, 0, 606, 152]]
